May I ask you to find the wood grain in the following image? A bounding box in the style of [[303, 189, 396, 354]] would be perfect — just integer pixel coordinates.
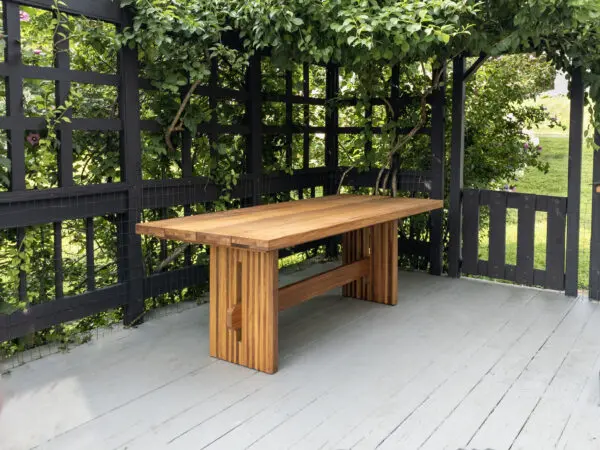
[[342, 220, 399, 305], [279, 258, 370, 311], [226, 258, 370, 331], [137, 195, 442, 251], [209, 245, 278, 374]]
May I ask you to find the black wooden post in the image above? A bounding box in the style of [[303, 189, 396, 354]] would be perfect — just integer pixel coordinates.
[[589, 129, 600, 299], [429, 65, 446, 276], [325, 64, 339, 256], [118, 13, 145, 325], [448, 56, 466, 278], [325, 64, 339, 194], [54, 17, 73, 188], [247, 55, 263, 206], [302, 64, 310, 174], [4, 3, 27, 305], [565, 67, 584, 297], [53, 12, 72, 303]]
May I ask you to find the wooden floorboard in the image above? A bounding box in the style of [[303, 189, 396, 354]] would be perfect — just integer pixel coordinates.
[[1, 265, 598, 450]]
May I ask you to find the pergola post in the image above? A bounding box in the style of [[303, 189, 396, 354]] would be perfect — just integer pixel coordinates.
[[448, 56, 466, 278], [590, 129, 600, 299], [565, 67, 584, 297], [429, 64, 446, 276], [325, 64, 340, 257], [118, 11, 145, 325], [247, 55, 263, 206]]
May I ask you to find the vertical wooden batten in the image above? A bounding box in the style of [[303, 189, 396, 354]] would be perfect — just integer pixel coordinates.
[[429, 65, 446, 276], [210, 246, 279, 374], [342, 220, 399, 305], [448, 56, 466, 278], [589, 130, 600, 299], [118, 9, 145, 325], [565, 67, 584, 296]]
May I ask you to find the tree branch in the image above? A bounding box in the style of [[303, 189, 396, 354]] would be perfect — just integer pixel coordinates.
[[152, 242, 191, 274], [165, 80, 202, 154]]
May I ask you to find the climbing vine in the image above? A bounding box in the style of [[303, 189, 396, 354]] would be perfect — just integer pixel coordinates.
[[120, 0, 600, 195]]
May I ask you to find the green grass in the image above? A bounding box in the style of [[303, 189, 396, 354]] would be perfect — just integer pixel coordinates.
[[526, 94, 593, 135], [478, 95, 594, 290]]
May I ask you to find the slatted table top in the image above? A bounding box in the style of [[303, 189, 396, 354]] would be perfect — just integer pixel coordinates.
[[136, 195, 443, 251]]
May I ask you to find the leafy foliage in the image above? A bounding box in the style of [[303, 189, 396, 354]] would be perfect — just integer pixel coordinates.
[[121, 0, 600, 113]]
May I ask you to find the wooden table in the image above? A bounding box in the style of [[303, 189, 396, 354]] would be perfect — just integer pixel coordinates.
[[136, 195, 443, 373]]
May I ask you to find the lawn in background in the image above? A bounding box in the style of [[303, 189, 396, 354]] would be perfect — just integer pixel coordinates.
[[478, 95, 594, 290]]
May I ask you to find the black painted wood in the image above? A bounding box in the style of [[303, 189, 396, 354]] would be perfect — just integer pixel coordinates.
[[429, 65, 446, 276], [448, 56, 466, 277], [0, 63, 119, 85], [247, 55, 262, 205], [117, 18, 145, 326], [11, 0, 124, 23], [546, 197, 567, 290], [0, 285, 128, 342], [325, 64, 339, 196], [143, 265, 207, 299], [5, 3, 31, 326], [565, 67, 584, 296], [4, 2, 25, 191], [488, 191, 507, 279], [590, 130, 600, 300], [463, 54, 487, 82], [302, 64, 310, 171], [54, 17, 74, 188], [325, 64, 339, 257], [340, 168, 431, 193], [208, 58, 218, 164], [0, 117, 122, 131], [462, 189, 480, 275], [285, 70, 293, 168], [515, 194, 536, 285], [16, 227, 27, 305], [463, 189, 567, 289], [85, 217, 95, 291], [53, 222, 64, 299]]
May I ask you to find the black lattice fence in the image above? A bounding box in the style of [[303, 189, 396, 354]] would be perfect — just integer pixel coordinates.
[[0, 0, 442, 349]]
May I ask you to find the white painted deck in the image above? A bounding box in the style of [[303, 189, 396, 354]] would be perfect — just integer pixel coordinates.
[[1, 262, 599, 450]]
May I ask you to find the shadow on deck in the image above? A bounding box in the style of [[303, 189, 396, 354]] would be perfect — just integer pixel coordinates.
[[1, 263, 599, 450]]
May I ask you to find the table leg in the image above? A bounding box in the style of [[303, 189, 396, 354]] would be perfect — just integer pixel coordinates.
[[342, 219, 398, 305], [209, 245, 279, 374]]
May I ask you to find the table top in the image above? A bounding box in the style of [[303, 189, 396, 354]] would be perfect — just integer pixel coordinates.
[[136, 195, 443, 251]]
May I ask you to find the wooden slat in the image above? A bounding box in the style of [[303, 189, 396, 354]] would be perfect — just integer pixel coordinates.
[[429, 66, 446, 276], [137, 195, 442, 251], [516, 194, 536, 285], [54, 18, 73, 188], [210, 246, 278, 374], [279, 258, 370, 311], [448, 56, 466, 278], [565, 67, 584, 296], [138, 195, 380, 238], [462, 189, 480, 275], [589, 130, 600, 299], [342, 220, 398, 305], [488, 191, 507, 279], [4, 2, 25, 191], [226, 257, 371, 330], [545, 197, 567, 290]]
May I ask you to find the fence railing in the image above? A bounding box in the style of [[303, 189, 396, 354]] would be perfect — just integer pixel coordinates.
[[462, 189, 567, 290]]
